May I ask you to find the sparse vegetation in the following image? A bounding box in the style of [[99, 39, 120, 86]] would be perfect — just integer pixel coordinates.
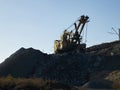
[[113, 82, 120, 89], [0, 75, 73, 90], [105, 71, 120, 89]]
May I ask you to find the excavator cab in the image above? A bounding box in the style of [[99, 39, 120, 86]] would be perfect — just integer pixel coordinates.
[[54, 15, 89, 54]]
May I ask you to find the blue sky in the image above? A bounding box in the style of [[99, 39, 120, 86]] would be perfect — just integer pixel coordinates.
[[0, 0, 120, 63]]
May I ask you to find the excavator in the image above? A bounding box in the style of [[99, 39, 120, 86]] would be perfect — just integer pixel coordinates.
[[54, 15, 89, 54]]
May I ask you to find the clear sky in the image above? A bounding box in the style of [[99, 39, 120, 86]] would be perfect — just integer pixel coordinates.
[[0, 0, 120, 63]]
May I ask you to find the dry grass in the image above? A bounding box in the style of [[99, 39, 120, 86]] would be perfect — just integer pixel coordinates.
[[113, 82, 120, 89], [105, 70, 120, 89], [0, 75, 72, 90]]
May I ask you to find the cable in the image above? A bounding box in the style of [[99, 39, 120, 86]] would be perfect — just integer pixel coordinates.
[[65, 23, 74, 30], [65, 17, 80, 30], [85, 22, 88, 43]]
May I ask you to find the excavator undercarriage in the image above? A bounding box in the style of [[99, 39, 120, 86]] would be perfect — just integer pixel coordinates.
[[54, 15, 89, 54]]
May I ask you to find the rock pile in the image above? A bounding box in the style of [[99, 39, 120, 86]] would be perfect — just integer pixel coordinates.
[[0, 40, 120, 88]]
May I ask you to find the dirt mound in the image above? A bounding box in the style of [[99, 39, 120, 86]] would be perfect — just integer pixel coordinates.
[[0, 47, 50, 77]]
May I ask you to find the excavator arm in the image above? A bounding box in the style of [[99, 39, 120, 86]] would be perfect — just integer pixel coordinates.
[[74, 15, 89, 35], [79, 16, 89, 35], [73, 15, 89, 44]]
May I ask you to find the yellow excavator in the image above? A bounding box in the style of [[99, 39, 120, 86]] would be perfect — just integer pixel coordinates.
[[54, 15, 89, 54]]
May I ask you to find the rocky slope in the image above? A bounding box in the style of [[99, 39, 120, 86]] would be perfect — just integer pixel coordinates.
[[0, 40, 120, 89], [87, 40, 120, 55]]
